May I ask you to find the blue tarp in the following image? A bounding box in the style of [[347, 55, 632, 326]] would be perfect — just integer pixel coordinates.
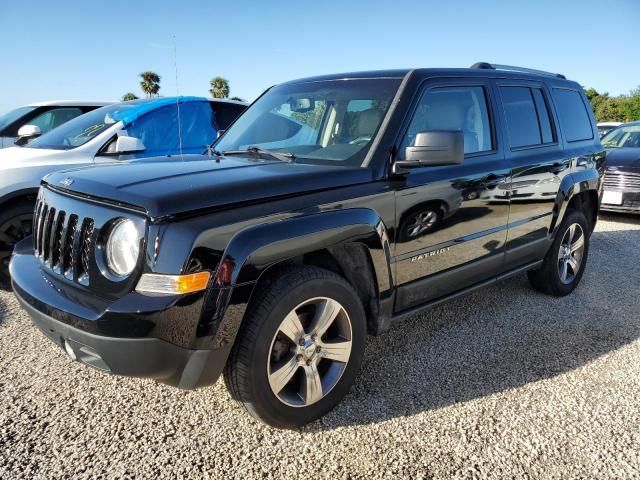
[[110, 96, 209, 127], [122, 97, 217, 157]]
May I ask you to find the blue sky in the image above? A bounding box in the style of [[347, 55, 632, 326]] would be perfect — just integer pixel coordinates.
[[1, 0, 638, 113]]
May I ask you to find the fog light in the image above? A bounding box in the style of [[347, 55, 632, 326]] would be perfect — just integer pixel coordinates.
[[135, 271, 211, 295], [64, 340, 77, 360]]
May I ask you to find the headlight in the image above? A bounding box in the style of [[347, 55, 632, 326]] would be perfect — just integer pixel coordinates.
[[106, 219, 139, 277], [539, 176, 560, 185]]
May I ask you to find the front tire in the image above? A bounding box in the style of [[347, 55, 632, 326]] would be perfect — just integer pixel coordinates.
[[527, 208, 589, 296], [223, 266, 366, 428], [0, 199, 35, 289]]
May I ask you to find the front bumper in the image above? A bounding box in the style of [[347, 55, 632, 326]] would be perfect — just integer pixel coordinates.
[[600, 190, 640, 214], [15, 288, 212, 386], [10, 238, 245, 389]]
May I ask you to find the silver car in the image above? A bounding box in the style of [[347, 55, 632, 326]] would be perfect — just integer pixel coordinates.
[[0, 96, 247, 286], [0, 101, 112, 148]]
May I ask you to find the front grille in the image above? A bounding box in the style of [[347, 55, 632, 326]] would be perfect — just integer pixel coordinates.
[[33, 198, 95, 285], [511, 179, 539, 189], [603, 171, 640, 191]]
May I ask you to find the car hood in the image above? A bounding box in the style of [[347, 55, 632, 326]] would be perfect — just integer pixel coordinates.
[[605, 148, 640, 171], [0, 146, 82, 169], [44, 154, 374, 219]]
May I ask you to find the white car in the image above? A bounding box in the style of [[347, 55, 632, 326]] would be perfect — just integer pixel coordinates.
[[0, 96, 247, 286], [0, 101, 112, 148], [488, 164, 565, 202], [597, 122, 622, 138]]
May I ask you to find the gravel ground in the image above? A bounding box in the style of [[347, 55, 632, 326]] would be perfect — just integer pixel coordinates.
[[1, 214, 639, 479]]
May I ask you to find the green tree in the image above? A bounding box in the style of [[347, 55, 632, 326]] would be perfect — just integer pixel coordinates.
[[584, 85, 640, 122], [209, 77, 230, 98], [139, 71, 161, 98], [583, 87, 600, 103], [121, 92, 139, 101]]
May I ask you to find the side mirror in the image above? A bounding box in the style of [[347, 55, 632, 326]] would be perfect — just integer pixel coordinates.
[[15, 125, 42, 146], [393, 131, 464, 173], [114, 135, 145, 154]]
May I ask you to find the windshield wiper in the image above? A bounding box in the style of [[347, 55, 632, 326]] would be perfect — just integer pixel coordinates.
[[204, 144, 223, 157], [222, 146, 295, 163]]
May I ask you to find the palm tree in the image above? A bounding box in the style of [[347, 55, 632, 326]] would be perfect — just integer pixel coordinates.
[[122, 92, 139, 101], [209, 77, 230, 99], [139, 71, 161, 97]]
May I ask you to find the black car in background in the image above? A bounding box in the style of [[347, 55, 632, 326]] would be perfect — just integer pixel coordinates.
[[600, 121, 640, 213]]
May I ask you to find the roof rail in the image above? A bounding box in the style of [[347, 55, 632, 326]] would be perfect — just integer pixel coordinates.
[[470, 62, 566, 80]]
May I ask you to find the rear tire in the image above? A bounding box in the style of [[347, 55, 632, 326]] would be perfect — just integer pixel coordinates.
[[527, 208, 589, 296], [223, 266, 366, 428], [0, 199, 35, 290]]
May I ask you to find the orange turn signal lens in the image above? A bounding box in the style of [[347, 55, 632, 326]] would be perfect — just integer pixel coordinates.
[[175, 272, 211, 294], [136, 271, 211, 295]]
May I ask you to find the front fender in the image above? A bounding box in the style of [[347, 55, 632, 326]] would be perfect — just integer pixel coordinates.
[[187, 208, 393, 372], [220, 208, 393, 294]]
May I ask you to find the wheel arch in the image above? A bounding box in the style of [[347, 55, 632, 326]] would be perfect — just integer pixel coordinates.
[[551, 169, 601, 237], [215, 208, 394, 335], [0, 188, 39, 211]]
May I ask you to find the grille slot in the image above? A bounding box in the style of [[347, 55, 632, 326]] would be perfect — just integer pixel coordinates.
[[36, 203, 48, 257], [78, 219, 95, 285], [604, 171, 640, 191], [33, 200, 43, 254], [42, 208, 56, 262], [51, 211, 66, 270], [62, 215, 78, 277]]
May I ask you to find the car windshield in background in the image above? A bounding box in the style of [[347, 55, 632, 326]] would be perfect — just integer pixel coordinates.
[[28, 103, 138, 150], [214, 78, 401, 166], [601, 125, 640, 149], [0, 106, 36, 131]]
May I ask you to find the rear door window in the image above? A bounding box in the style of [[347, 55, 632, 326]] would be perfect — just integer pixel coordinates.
[[552, 89, 594, 142], [499, 87, 542, 148], [499, 86, 557, 149]]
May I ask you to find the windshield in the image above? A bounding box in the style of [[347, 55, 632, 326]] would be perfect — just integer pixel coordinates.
[[0, 106, 36, 131], [214, 78, 401, 166], [28, 103, 137, 150], [601, 124, 640, 148]]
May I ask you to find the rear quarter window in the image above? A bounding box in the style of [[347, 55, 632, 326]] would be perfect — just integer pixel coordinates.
[[552, 88, 594, 142]]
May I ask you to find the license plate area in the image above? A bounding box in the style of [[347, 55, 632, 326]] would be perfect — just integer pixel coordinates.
[[602, 190, 623, 205]]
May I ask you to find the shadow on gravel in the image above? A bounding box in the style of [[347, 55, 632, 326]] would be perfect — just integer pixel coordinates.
[[314, 226, 640, 430], [599, 212, 640, 226]]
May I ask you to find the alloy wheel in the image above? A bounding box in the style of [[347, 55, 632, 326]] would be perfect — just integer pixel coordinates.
[[407, 210, 438, 238], [557, 222, 585, 285], [267, 297, 352, 407]]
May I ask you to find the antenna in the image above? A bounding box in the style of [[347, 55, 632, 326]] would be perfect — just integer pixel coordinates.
[[173, 34, 184, 161]]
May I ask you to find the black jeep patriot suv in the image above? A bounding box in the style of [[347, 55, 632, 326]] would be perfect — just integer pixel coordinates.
[[11, 63, 604, 428]]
